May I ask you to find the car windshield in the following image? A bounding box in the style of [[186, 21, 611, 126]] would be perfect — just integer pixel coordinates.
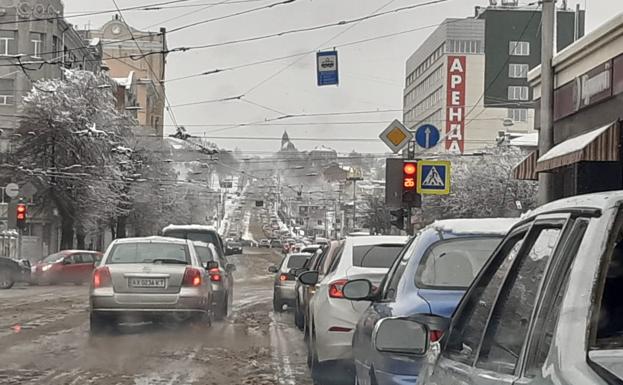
[[287, 255, 309, 269], [107, 243, 190, 265], [42, 253, 65, 263], [352, 244, 405, 268], [416, 237, 503, 289]]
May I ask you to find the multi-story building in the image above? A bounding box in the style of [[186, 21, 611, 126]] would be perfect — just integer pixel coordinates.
[[404, 17, 508, 153], [477, 0, 584, 128], [0, 0, 102, 154], [90, 16, 168, 137]]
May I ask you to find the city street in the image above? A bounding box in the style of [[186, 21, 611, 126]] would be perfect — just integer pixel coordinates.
[[0, 207, 311, 385]]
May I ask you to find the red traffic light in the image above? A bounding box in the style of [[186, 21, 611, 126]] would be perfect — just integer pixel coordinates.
[[403, 162, 417, 176], [16, 204, 26, 220]]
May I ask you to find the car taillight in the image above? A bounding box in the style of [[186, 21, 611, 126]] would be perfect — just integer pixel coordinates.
[[182, 267, 202, 287], [92, 267, 112, 288], [430, 330, 443, 342], [279, 274, 289, 281], [209, 267, 222, 282], [329, 279, 348, 298]]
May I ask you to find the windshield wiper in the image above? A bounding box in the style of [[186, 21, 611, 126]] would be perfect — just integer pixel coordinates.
[[150, 259, 188, 265]]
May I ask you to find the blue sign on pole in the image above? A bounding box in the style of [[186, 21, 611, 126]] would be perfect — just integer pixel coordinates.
[[417, 161, 451, 195], [414, 124, 440, 149], [317, 51, 339, 86]]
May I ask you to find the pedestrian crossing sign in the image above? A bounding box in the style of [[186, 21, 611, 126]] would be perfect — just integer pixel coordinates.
[[417, 160, 451, 195]]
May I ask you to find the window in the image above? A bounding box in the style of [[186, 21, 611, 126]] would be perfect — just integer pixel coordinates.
[[80, 254, 95, 263], [525, 219, 589, 377], [352, 244, 405, 268], [30, 32, 44, 58], [508, 86, 529, 101], [108, 243, 190, 264], [509, 41, 530, 56], [52, 36, 59, 56], [416, 237, 503, 290], [195, 245, 214, 264], [476, 225, 563, 375], [287, 254, 309, 269], [323, 242, 344, 274], [507, 108, 528, 122], [0, 79, 14, 106], [509, 63, 529, 78], [0, 30, 16, 56], [443, 231, 527, 366]]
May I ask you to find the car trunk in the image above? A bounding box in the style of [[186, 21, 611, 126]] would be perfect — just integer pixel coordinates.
[[417, 288, 465, 317], [109, 264, 188, 294]]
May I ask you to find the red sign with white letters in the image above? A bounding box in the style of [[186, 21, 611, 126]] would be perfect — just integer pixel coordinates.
[[445, 56, 466, 154]]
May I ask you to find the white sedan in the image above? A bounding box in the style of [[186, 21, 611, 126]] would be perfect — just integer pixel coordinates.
[[302, 235, 408, 384]]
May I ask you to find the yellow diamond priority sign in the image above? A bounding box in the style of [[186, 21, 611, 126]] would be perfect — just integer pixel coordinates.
[[379, 120, 413, 153]]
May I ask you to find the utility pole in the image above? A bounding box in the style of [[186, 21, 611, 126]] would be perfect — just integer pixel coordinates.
[[538, 0, 556, 204]]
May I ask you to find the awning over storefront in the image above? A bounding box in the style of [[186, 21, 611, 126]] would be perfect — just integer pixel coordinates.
[[535, 122, 620, 173], [513, 151, 538, 180]]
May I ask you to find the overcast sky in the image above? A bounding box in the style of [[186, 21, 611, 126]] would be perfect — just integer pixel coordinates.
[[65, 0, 615, 154]]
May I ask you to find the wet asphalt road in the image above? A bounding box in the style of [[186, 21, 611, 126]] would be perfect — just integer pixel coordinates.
[[0, 250, 312, 385]]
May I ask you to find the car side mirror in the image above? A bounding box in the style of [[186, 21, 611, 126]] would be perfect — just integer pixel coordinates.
[[290, 267, 308, 276], [268, 265, 279, 273], [373, 318, 429, 356], [226, 263, 236, 272], [298, 270, 319, 286], [205, 261, 219, 271], [343, 279, 373, 301]]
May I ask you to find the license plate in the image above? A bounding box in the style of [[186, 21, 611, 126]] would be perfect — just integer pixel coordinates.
[[129, 278, 166, 288]]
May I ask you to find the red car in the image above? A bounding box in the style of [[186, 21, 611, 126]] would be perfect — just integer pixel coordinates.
[[32, 250, 103, 285]]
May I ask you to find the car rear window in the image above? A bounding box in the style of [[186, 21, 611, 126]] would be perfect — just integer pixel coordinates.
[[352, 244, 404, 268], [287, 255, 309, 269], [163, 230, 219, 246], [416, 237, 502, 289], [107, 243, 190, 264]]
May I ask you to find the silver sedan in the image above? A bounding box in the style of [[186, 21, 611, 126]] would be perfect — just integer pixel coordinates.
[[89, 236, 214, 334]]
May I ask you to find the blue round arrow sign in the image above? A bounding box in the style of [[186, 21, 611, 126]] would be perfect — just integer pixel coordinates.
[[415, 124, 440, 149]]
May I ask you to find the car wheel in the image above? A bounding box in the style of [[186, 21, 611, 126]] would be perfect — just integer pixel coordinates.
[[273, 295, 284, 313], [294, 299, 304, 331], [309, 329, 323, 385], [214, 297, 228, 321], [0, 270, 14, 290], [89, 313, 111, 335]]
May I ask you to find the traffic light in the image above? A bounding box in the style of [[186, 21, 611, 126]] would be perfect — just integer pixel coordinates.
[[390, 208, 405, 230], [16, 203, 26, 230], [402, 161, 420, 205]]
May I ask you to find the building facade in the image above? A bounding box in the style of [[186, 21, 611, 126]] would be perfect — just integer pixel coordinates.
[[477, 1, 584, 129], [403, 18, 509, 153], [517, 12, 623, 199], [91, 16, 167, 137], [0, 0, 102, 155]]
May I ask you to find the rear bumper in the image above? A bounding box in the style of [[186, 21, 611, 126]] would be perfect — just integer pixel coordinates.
[[90, 288, 210, 313]]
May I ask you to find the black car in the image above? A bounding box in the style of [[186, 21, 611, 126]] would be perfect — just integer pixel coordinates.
[[0, 257, 31, 289], [225, 241, 243, 256]]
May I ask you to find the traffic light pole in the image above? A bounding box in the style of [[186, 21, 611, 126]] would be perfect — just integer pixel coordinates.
[[406, 205, 414, 236], [17, 228, 22, 260]]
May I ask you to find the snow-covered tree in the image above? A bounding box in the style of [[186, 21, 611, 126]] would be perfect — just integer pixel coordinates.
[[420, 146, 538, 222]]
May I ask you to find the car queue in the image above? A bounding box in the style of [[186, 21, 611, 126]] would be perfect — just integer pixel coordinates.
[[267, 191, 623, 385]]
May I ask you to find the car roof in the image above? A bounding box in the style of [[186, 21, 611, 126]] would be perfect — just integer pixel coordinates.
[[344, 235, 409, 246], [57, 250, 103, 254], [426, 218, 519, 236], [286, 252, 313, 258], [113, 236, 190, 245], [522, 191, 623, 219], [162, 224, 218, 233]]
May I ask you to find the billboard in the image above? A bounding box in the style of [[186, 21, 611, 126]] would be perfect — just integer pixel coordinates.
[[445, 56, 466, 154]]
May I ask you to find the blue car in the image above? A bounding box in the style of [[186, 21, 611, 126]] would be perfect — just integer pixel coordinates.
[[350, 218, 518, 385]]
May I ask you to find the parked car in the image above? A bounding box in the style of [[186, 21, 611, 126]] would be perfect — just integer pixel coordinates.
[[0, 257, 31, 289], [259, 239, 271, 248], [269, 253, 313, 312], [32, 250, 103, 285], [270, 239, 283, 249], [371, 192, 623, 385], [225, 241, 243, 256], [347, 218, 518, 385], [193, 241, 236, 320], [294, 240, 343, 331], [240, 239, 258, 248], [89, 236, 214, 334], [162, 224, 225, 257], [300, 235, 408, 384]]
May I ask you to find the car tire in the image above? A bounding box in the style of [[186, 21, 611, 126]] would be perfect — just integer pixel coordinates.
[[0, 270, 15, 290], [214, 297, 228, 321], [89, 313, 110, 335], [273, 295, 284, 313], [294, 299, 304, 331]]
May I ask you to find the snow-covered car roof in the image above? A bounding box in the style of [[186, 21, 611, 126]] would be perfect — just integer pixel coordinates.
[[344, 235, 409, 246], [430, 218, 519, 236], [112, 236, 190, 245], [162, 224, 218, 232], [521, 191, 623, 220]]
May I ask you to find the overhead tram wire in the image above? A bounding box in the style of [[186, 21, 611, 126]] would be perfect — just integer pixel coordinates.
[[142, 0, 237, 30], [110, 0, 180, 129]]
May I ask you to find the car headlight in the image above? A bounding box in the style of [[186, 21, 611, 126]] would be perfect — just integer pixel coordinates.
[[42, 264, 52, 272]]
